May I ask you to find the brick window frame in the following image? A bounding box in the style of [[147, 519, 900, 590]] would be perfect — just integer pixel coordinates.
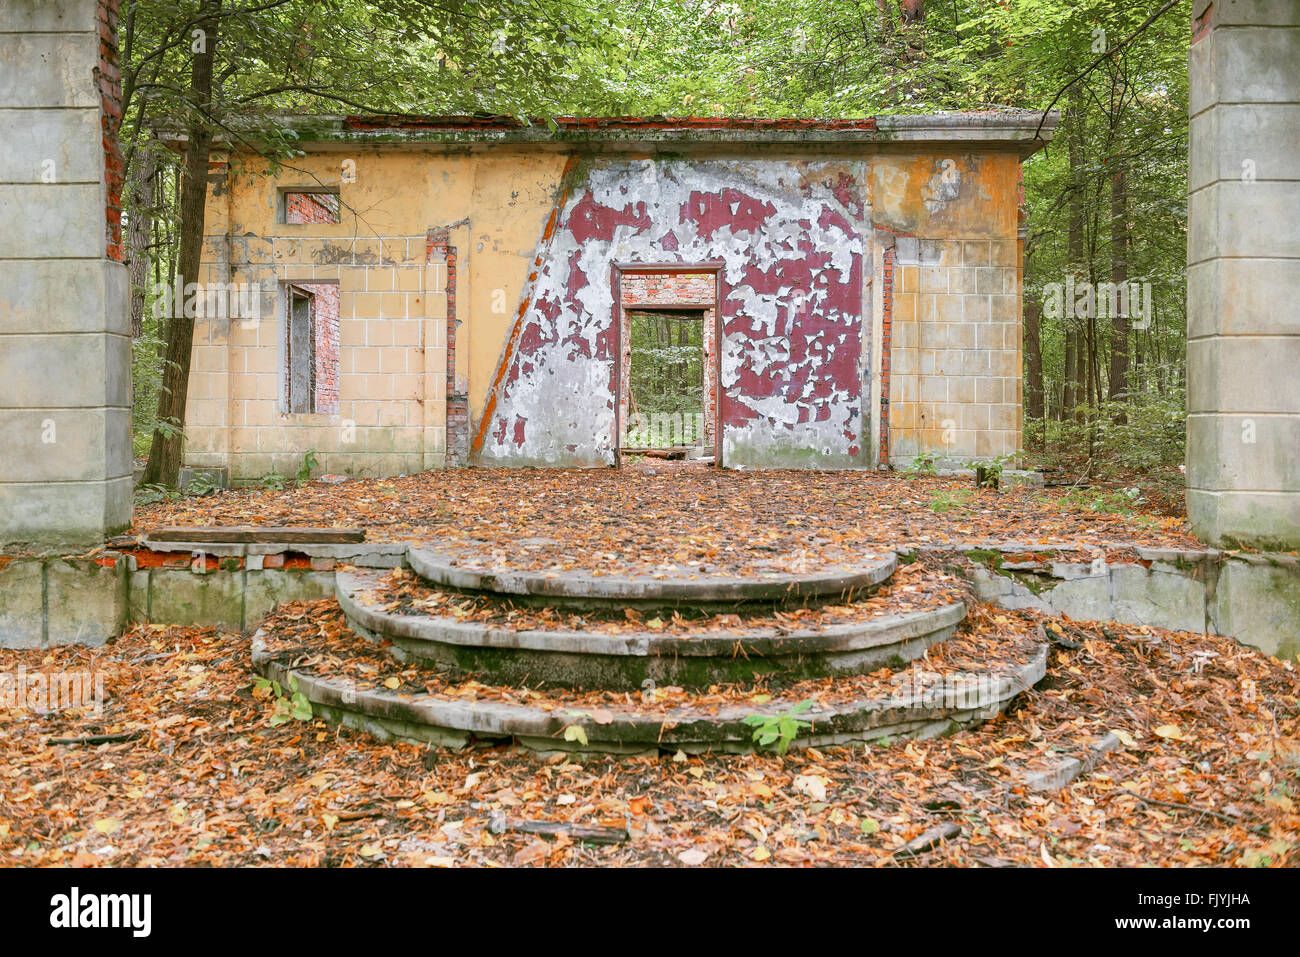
[[280, 281, 340, 416], [278, 188, 341, 225]]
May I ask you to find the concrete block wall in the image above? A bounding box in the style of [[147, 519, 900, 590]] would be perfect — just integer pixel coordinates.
[[186, 231, 447, 481], [1186, 0, 1300, 549], [886, 236, 1023, 465], [0, 0, 132, 545]]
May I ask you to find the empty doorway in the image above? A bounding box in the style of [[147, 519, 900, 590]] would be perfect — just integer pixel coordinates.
[[614, 265, 720, 465]]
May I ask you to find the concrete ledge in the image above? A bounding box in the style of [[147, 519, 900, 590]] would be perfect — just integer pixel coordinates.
[[408, 545, 897, 604], [0, 553, 334, 645], [6, 540, 1296, 664], [252, 634, 1046, 754], [0, 555, 128, 648], [1015, 732, 1122, 792], [140, 536, 407, 566], [935, 543, 1300, 661]]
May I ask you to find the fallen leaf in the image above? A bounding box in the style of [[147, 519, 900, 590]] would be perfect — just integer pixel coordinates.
[[793, 774, 828, 802], [513, 840, 549, 865], [677, 848, 709, 866], [1110, 728, 1137, 748]]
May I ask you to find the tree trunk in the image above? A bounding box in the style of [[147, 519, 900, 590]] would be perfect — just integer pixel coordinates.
[[126, 147, 156, 338], [1065, 91, 1086, 422], [1108, 158, 1130, 416], [1024, 282, 1045, 424], [878, 0, 923, 104], [142, 0, 219, 487], [677, 320, 688, 399]]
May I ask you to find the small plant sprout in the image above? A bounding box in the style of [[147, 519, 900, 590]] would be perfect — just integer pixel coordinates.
[[743, 698, 815, 754], [296, 449, 320, 486], [253, 675, 313, 725], [905, 452, 940, 478]]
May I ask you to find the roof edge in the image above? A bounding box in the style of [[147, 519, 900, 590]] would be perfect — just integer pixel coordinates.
[[159, 111, 1059, 155]]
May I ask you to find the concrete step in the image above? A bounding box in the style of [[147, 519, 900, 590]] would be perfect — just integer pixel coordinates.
[[406, 543, 897, 607], [336, 567, 967, 690], [250, 600, 1046, 755]]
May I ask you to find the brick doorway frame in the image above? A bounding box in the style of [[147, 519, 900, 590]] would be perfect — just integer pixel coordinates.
[[611, 262, 724, 468]]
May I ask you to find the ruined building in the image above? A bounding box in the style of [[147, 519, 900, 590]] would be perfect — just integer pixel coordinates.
[[180, 113, 1054, 479]]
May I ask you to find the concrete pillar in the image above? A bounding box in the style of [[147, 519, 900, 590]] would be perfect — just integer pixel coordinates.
[[1186, 0, 1300, 549], [0, 0, 131, 546]]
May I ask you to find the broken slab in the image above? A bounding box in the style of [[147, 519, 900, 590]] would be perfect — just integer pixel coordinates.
[[148, 525, 365, 544], [1016, 732, 1123, 792]]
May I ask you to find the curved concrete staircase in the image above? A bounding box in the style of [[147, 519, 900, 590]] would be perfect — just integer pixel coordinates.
[[251, 543, 1046, 755]]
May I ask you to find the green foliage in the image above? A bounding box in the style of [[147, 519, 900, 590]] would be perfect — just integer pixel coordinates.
[[259, 471, 286, 492], [296, 449, 320, 487], [254, 675, 313, 726], [905, 452, 941, 478], [1056, 486, 1144, 515], [742, 698, 814, 754], [1025, 385, 1186, 478], [625, 313, 705, 448], [929, 489, 978, 513], [130, 314, 166, 459], [134, 483, 182, 506], [183, 471, 223, 497], [964, 453, 1016, 488], [134, 470, 221, 505]]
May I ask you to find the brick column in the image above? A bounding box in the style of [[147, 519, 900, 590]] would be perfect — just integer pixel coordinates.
[[1186, 0, 1300, 548], [0, 0, 131, 545], [428, 228, 467, 466]]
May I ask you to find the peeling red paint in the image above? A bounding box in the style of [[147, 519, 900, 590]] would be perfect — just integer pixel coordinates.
[[681, 189, 776, 242], [480, 158, 869, 467]]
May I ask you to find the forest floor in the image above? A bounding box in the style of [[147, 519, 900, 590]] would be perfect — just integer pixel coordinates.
[[8, 465, 1292, 868], [1, 606, 1296, 867], [133, 463, 1201, 570]]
